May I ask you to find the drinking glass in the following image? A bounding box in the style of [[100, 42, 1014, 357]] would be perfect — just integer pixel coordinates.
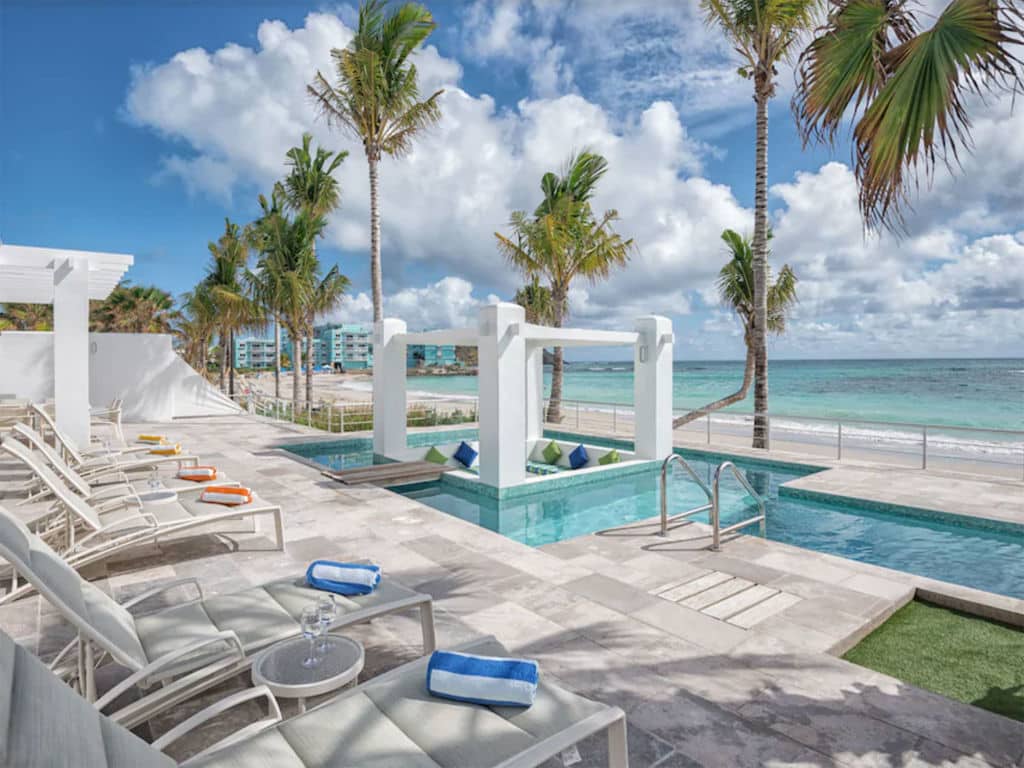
[[147, 468, 161, 491], [300, 606, 321, 669], [316, 595, 336, 653]]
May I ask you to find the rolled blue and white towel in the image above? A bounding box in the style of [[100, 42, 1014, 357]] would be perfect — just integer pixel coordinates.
[[426, 650, 539, 707], [305, 561, 381, 596]]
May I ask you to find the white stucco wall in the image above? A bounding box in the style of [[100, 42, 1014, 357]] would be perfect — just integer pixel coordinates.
[[0, 331, 239, 421]]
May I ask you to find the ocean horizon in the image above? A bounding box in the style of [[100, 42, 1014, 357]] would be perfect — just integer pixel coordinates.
[[396, 357, 1023, 433]]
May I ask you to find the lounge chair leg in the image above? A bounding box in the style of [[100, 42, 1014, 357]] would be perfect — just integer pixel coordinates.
[[607, 716, 628, 768], [272, 509, 284, 551], [420, 601, 436, 654], [83, 638, 97, 703]]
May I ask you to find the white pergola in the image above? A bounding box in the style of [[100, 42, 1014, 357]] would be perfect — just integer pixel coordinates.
[[373, 303, 674, 489], [0, 244, 134, 446]]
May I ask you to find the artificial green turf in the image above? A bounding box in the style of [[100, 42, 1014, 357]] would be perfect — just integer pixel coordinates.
[[843, 600, 1024, 722]]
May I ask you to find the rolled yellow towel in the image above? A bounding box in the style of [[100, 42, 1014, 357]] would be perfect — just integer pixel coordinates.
[[149, 443, 182, 456], [137, 434, 167, 445]]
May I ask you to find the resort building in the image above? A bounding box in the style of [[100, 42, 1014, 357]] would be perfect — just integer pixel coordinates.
[[232, 337, 276, 370], [406, 342, 460, 369], [317, 323, 374, 370], [280, 329, 329, 368]]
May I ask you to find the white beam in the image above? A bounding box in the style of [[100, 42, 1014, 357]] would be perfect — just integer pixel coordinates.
[[399, 327, 479, 346], [53, 258, 91, 447], [523, 323, 638, 348]]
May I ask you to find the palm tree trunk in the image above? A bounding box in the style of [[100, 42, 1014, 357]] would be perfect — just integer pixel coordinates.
[[545, 286, 566, 423], [218, 330, 227, 392], [274, 319, 281, 399], [228, 329, 236, 397], [751, 82, 771, 450], [292, 327, 302, 405], [368, 153, 383, 323], [305, 333, 314, 404], [672, 343, 754, 427]]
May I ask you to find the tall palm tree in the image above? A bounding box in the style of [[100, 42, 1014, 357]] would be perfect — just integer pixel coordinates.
[[496, 149, 634, 423], [203, 219, 255, 396], [673, 229, 797, 427], [247, 187, 288, 399], [176, 285, 218, 375], [281, 132, 348, 402], [701, 0, 819, 448], [794, 0, 1023, 231], [308, 0, 443, 322], [249, 208, 328, 404]]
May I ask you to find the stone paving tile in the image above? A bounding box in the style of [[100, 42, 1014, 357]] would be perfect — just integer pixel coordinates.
[[679, 576, 754, 610], [705, 583, 778, 621], [730, 591, 803, 629], [3, 414, 1019, 768]]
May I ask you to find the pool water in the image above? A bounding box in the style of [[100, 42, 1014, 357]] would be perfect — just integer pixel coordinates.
[[285, 434, 1024, 600], [283, 429, 479, 471]]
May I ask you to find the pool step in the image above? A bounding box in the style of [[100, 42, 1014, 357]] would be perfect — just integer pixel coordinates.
[[649, 569, 801, 628]]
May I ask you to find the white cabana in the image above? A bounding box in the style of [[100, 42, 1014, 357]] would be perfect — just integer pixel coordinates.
[[0, 244, 133, 446], [373, 303, 674, 489]]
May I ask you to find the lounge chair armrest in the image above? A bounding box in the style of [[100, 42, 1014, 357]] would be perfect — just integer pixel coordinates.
[[91, 493, 140, 513], [87, 483, 135, 502], [121, 577, 204, 611], [95, 630, 245, 713], [160, 685, 282, 760]]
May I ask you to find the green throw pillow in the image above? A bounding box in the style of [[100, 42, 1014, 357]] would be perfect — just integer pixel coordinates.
[[424, 446, 448, 465], [598, 449, 620, 465], [542, 440, 562, 464]]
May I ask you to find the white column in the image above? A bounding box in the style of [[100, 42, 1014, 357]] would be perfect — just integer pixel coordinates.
[[53, 257, 91, 447], [633, 315, 673, 460], [524, 342, 545, 443], [372, 318, 407, 457], [478, 303, 526, 488]]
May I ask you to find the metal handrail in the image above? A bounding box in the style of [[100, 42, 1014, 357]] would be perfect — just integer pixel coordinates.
[[711, 461, 766, 551], [659, 454, 713, 536]]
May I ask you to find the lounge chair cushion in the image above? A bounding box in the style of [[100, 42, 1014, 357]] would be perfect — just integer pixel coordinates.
[[0, 633, 174, 768]]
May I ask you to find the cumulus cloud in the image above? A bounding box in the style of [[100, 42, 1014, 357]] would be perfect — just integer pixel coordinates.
[[124, 10, 1024, 357]]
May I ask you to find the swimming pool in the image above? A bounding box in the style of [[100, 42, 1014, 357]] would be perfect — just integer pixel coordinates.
[[285, 433, 1024, 600]]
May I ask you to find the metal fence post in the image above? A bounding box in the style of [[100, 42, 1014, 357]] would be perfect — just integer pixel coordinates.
[[765, 414, 771, 450], [922, 426, 928, 469], [706, 412, 711, 444], [837, 422, 843, 461], [327, 403, 332, 433], [612, 405, 617, 434], [576, 401, 580, 429]]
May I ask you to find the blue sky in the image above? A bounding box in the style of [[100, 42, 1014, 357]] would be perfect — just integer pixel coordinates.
[[2, 1, 1022, 360]]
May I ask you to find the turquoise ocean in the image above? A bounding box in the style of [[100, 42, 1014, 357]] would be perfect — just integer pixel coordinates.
[[401, 358, 1023, 431]]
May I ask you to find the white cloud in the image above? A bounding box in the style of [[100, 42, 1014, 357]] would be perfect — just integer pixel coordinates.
[[323, 277, 500, 331]]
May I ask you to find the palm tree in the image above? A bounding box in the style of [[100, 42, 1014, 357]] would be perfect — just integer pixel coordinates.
[[496, 149, 634, 423], [176, 285, 218, 374], [250, 208, 327, 404], [281, 132, 348, 402], [90, 284, 177, 333], [701, 0, 819, 448], [794, 0, 1023, 231], [247, 188, 289, 399], [203, 219, 256, 396], [0, 303, 53, 330], [308, 0, 443, 322], [673, 230, 797, 427]]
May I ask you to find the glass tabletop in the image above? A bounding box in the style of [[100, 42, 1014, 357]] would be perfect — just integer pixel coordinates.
[[137, 489, 178, 504], [254, 634, 364, 690]]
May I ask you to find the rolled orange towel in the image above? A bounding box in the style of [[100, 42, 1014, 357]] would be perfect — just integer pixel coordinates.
[[177, 466, 217, 482], [199, 486, 253, 506], [149, 443, 182, 456]]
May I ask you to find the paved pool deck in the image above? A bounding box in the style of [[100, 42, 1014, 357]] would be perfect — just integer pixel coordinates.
[[1, 413, 1022, 767]]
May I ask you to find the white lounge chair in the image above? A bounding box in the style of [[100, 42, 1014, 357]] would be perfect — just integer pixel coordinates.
[[8, 423, 227, 505], [28, 402, 200, 474], [0, 506, 438, 730], [91, 397, 125, 444], [0, 625, 628, 767], [0, 441, 283, 603]]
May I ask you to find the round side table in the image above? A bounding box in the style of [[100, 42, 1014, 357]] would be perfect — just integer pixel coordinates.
[[136, 489, 178, 505], [252, 634, 364, 713]]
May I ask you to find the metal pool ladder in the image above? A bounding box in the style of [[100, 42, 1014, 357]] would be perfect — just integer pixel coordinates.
[[660, 455, 767, 550]]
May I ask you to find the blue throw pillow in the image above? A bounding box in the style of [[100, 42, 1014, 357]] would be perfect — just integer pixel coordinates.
[[453, 440, 478, 468], [569, 443, 589, 470]]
